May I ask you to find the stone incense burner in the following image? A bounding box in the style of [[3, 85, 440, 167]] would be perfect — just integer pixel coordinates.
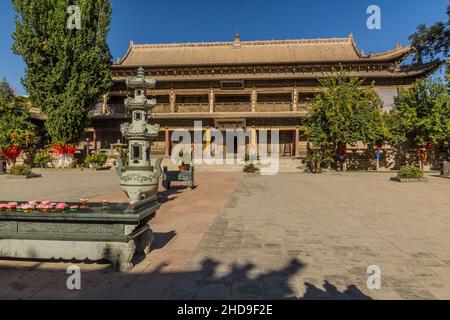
[[116, 67, 163, 201]]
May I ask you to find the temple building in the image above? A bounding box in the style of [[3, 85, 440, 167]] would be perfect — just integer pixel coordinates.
[[90, 33, 440, 157]]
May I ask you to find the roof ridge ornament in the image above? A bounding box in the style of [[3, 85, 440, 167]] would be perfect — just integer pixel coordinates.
[[233, 31, 241, 48]]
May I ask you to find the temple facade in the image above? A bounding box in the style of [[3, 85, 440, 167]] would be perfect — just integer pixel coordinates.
[[90, 34, 440, 158]]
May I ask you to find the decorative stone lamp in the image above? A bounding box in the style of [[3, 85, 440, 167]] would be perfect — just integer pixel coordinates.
[[116, 67, 163, 200]]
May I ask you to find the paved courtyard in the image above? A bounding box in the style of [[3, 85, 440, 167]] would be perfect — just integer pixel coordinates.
[[0, 169, 450, 299]]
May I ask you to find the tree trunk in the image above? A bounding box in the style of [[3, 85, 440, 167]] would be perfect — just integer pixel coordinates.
[[315, 160, 322, 174]]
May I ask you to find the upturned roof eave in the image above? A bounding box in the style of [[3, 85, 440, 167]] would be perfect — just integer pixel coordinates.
[[115, 35, 413, 68]]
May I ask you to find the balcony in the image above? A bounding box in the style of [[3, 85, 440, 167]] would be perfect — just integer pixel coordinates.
[[176, 103, 210, 113], [215, 103, 251, 113], [256, 102, 292, 112], [153, 104, 170, 113], [105, 104, 126, 115]]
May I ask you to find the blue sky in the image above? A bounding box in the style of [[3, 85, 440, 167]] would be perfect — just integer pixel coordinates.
[[1, 0, 448, 95]]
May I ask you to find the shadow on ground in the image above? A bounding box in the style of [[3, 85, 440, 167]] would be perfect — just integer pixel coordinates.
[[0, 257, 371, 300]]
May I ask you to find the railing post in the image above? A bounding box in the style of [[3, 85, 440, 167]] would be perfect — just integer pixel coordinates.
[[165, 127, 170, 157], [170, 89, 176, 113], [251, 89, 257, 112], [209, 89, 214, 113], [292, 87, 298, 111]]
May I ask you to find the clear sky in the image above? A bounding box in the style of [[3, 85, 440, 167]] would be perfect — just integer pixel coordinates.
[[1, 0, 448, 95]]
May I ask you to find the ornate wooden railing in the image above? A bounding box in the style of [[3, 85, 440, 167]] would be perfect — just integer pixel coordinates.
[[103, 102, 309, 116], [176, 103, 210, 113], [152, 104, 170, 113], [106, 104, 126, 115], [215, 103, 251, 112], [256, 102, 292, 112]]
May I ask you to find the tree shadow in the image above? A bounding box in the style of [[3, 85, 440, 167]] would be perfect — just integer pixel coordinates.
[[0, 256, 372, 300], [164, 258, 372, 300], [301, 281, 371, 300]]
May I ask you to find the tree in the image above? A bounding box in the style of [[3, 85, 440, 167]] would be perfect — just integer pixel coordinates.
[[305, 70, 386, 171], [0, 78, 36, 164], [386, 78, 450, 168], [409, 5, 450, 83], [12, 0, 112, 146]]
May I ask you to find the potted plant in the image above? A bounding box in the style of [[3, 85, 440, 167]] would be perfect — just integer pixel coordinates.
[[34, 150, 53, 168], [391, 165, 427, 183], [243, 153, 259, 173], [85, 153, 108, 170], [7, 164, 41, 179], [177, 149, 191, 172]]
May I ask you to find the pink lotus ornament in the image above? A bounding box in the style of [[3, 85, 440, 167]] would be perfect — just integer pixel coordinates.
[[21, 204, 33, 213], [56, 203, 68, 212], [28, 200, 38, 209], [6, 202, 17, 212]]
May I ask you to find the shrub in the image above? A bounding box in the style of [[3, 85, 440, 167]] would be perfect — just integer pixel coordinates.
[[34, 151, 53, 168], [398, 165, 424, 179], [85, 153, 108, 170], [9, 164, 32, 176], [243, 163, 259, 173]]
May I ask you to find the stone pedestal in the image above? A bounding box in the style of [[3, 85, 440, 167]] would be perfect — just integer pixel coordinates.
[[0, 198, 159, 272]]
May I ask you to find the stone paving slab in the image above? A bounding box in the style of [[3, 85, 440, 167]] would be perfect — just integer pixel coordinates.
[[0, 171, 240, 299], [1, 170, 450, 299], [165, 172, 450, 300]]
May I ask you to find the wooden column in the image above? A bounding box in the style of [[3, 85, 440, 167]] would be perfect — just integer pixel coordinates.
[[92, 128, 98, 151], [292, 87, 298, 111], [295, 127, 300, 158], [209, 89, 215, 113], [164, 127, 170, 156], [205, 127, 211, 155], [251, 126, 257, 156], [169, 89, 176, 113], [251, 89, 257, 113]]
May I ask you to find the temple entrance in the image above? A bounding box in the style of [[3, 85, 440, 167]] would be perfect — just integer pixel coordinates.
[[225, 135, 239, 154]]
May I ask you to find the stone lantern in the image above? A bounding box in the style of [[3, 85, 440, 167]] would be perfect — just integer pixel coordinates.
[[116, 67, 163, 200]]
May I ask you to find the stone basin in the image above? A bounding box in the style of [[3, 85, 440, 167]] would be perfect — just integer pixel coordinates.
[[0, 197, 159, 272]]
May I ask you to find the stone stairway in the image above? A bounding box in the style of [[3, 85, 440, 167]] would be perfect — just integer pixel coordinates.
[[155, 156, 305, 173]]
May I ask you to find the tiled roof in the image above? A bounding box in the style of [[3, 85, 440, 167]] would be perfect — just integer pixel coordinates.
[[116, 34, 412, 67]]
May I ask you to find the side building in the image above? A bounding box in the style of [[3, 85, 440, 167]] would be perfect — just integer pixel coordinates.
[[89, 34, 440, 159]]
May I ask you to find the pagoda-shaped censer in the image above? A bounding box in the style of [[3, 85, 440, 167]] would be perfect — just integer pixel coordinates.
[[116, 67, 163, 201]]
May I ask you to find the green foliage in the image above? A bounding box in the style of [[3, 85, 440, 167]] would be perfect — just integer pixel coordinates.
[[386, 79, 450, 146], [177, 148, 191, 166], [409, 5, 449, 83], [9, 164, 32, 176], [34, 150, 53, 168], [85, 152, 108, 169], [398, 165, 424, 179], [12, 0, 113, 145], [306, 148, 334, 174], [0, 78, 36, 154], [305, 69, 386, 151], [243, 164, 258, 173]]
